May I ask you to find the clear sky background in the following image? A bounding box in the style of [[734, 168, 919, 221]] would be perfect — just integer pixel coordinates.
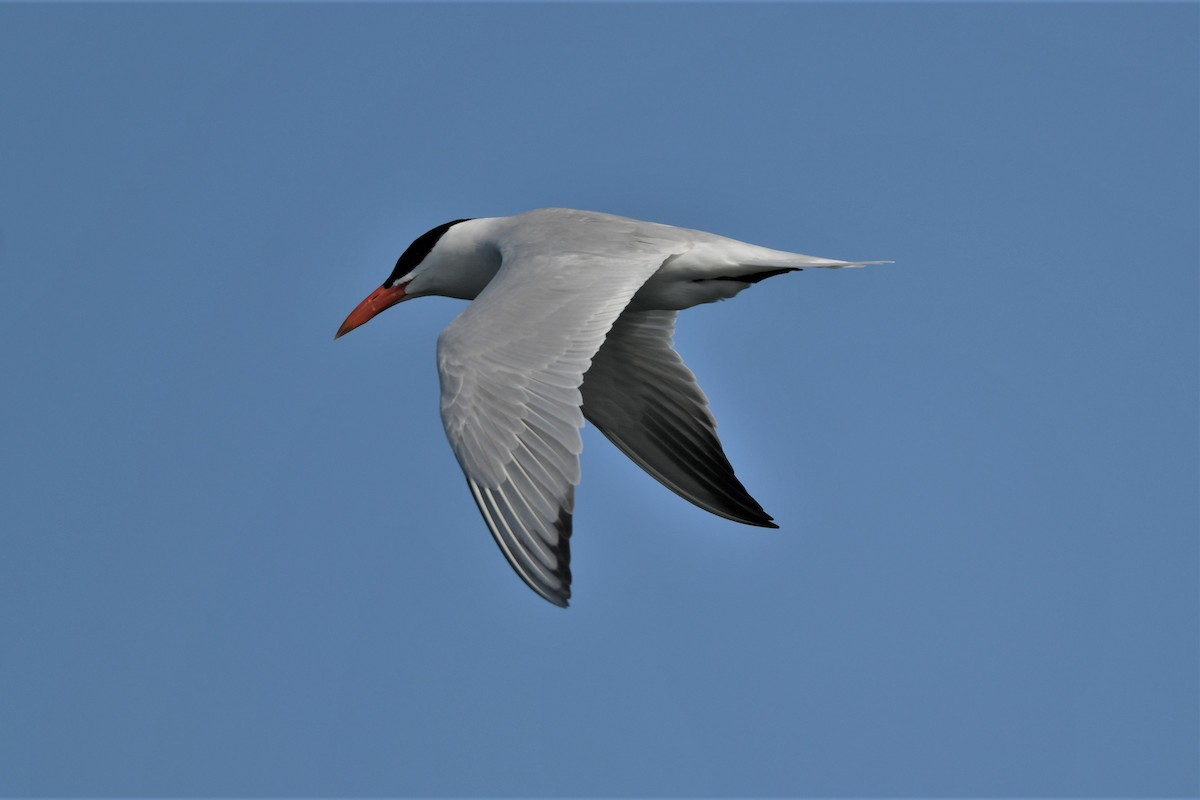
[[0, 3, 1196, 796]]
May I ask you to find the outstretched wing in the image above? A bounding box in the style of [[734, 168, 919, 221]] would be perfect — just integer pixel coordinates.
[[437, 212, 675, 606], [582, 310, 777, 528]]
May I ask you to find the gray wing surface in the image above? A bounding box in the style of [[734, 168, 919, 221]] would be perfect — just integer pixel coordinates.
[[581, 310, 776, 528], [436, 212, 675, 606]]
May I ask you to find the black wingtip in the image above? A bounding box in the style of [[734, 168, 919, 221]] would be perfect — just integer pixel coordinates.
[[738, 512, 779, 529], [535, 582, 571, 608]]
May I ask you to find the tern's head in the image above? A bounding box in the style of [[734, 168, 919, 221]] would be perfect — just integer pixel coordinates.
[[335, 218, 473, 338]]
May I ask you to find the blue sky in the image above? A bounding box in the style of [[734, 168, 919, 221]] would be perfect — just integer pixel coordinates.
[[0, 3, 1196, 796]]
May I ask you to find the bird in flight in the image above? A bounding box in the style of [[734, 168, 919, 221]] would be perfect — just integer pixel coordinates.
[[337, 208, 883, 607]]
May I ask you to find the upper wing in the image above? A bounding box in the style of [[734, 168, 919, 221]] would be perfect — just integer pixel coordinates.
[[581, 310, 777, 528], [437, 214, 675, 606]]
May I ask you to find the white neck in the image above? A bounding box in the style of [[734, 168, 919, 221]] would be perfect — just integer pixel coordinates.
[[405, 217, 505, 301]]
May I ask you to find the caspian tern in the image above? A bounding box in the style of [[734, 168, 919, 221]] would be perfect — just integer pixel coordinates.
[[337, 208, 883, 607]]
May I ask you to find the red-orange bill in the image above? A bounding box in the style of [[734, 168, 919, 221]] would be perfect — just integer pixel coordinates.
[[335, 284, 407, 338]]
